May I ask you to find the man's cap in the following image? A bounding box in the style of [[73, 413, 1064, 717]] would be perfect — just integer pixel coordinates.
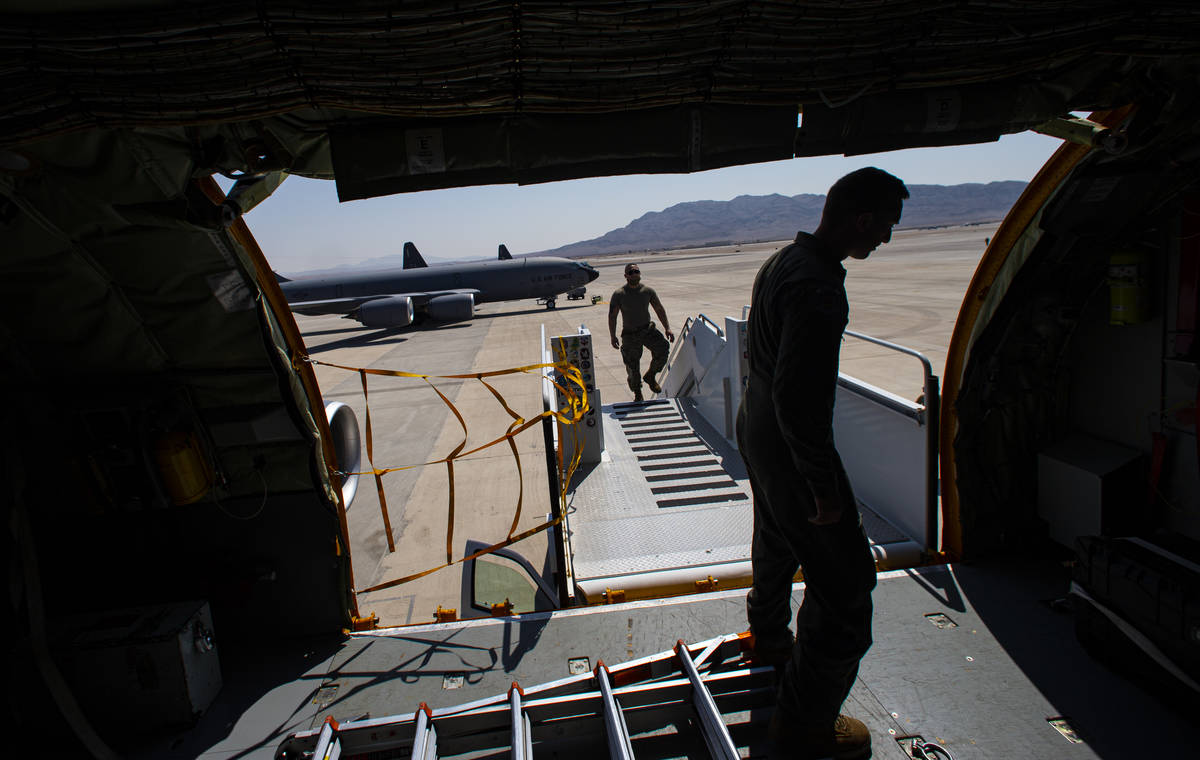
[[624, 263, 641, 275]]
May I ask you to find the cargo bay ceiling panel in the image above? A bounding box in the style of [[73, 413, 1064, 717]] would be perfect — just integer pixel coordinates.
[[3, 2, 1199, 195]]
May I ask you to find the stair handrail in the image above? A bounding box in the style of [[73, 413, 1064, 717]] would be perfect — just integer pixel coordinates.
[[662, 315, 695, 375], [694, 338, 730, 390], [750, 307, 940, 548], [843, 329, 935, 392], [842, 329, 940, 551], [695, 313, 724, 338], [663, 314, 727, 394]]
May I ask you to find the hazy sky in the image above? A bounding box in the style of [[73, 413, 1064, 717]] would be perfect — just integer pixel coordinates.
[[238, 129, 1065, 274]]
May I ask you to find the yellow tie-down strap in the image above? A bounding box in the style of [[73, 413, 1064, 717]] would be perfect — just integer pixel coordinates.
[[299, 350, 588, 594]]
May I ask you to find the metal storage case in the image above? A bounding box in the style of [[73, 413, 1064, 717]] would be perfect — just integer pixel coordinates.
[[1037, 433, 1142, 547], [54, 600, 222, 730]]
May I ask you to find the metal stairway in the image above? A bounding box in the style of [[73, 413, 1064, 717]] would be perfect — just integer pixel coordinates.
[[565, 397, 757, 605], [658, 311, 940, 566], [279, 633, 775, 759]]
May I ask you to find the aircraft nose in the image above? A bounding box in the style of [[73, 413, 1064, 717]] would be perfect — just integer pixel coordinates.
[[586, 266, 599, 282]]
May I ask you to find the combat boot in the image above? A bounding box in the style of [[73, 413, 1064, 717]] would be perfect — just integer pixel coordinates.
[[768, 712, 872, 760], [633, 388, 644, 402], [642, 371, 661, 393]]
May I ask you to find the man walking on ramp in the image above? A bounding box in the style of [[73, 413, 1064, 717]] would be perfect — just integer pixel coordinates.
[[609, 262, 674, 402], [738, 167, 908, 759]]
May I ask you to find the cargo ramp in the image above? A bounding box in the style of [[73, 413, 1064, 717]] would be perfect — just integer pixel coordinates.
[[548, 313, 937, 606]]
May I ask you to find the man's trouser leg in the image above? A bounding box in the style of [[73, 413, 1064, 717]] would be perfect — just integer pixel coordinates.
[[620, 336, 644, 393], [744, 460, 799, 642], [756, 457, 877, 728], [782, 517, 875, 726], [738, 409, 798, 643], [643, 327, 670, 381]]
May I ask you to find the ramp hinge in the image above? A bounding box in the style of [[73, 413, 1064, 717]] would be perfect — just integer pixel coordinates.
[[603, 588, 626, 604], [695, 575, 720, 593], [350, 612, 379, 631]]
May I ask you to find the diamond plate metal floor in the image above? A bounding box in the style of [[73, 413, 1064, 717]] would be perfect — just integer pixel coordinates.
[[568, 399, 752, 584], [566, 398, 913, 595]]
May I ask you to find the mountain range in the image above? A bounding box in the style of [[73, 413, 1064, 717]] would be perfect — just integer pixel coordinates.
[[532, 181, 1026, 258], [288, 181, 1026, 275]]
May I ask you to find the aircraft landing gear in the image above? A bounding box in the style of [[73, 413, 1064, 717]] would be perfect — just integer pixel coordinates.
[[538, 297, 557, 310]]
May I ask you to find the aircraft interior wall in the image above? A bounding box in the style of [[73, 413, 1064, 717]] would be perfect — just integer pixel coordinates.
[[2, 129, 354, 721], [8, 387, 348, 638], [1062, 272, 1162, 454], [955, 108, 1200, 558], [1059, 221, 1200, 544], [1044, 171, 1200, 548], [6, 393, 347, 750]]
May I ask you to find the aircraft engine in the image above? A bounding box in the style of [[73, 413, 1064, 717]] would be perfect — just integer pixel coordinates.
[[356, 295, 414, 328], [324, 401, 361, 510], [428, 293, 476, 322]]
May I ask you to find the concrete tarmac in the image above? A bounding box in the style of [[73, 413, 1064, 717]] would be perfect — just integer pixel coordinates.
[[293, 222, 999, 626]]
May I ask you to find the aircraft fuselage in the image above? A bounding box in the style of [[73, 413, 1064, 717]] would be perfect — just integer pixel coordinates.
[[279, 257, 597, 305]]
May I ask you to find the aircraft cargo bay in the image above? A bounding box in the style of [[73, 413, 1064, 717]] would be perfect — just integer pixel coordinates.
[[120, 232, 1192, 759], [6, 9, 1200, 758]]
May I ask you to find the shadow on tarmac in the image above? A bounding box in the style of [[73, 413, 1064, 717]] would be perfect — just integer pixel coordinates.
[[301, 319, 482, 354], [304, 328, 411, 354], [301, 326, 375, 337]]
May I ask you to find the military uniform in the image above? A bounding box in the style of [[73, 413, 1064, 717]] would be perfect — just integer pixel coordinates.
[[737, 231, 877, 729], [611, 283, 670, 395]]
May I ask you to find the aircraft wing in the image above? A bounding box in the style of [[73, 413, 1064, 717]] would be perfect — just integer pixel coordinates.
[[402, 289, 482, 309], [287, 289, 481, 316], [408, 289, 482, 303], [287, 296, 381, 316]]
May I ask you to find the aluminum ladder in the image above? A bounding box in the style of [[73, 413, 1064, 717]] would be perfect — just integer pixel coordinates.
[[282, 632, 776, 759]]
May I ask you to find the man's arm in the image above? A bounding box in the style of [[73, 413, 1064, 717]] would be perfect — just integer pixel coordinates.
[[650, 291, 675, 342], [608, 298, 621, 349], [771, 282, 846, 523]]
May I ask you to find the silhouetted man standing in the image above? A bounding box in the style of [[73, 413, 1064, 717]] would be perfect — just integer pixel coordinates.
[[609, 263, 674, 401], [738, 167, 908, 759]]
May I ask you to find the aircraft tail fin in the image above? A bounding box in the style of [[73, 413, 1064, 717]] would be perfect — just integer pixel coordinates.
[[403, 242, 429, 269], [498, 244, 512, 260], [274, 271, 292, 282]]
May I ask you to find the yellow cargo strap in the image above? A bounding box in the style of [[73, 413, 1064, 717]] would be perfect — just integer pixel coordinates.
[[300, 353, 587, 594]]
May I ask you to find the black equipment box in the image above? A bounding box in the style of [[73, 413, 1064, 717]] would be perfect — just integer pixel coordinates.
[[1072, 535, 1200, 693]]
